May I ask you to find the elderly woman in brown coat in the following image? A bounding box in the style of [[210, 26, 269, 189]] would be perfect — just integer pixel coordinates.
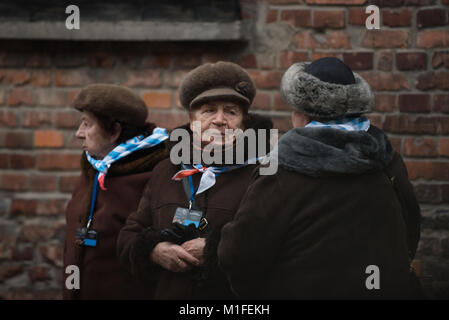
[[117, 61, 273, 299], [218, 58, 422, 299], [63, 84, 168, 299]]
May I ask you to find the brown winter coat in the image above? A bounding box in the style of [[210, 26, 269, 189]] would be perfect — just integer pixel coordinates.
[[63, 144, 168, 299], [117, 115, 273, 299], [218, 125, 421, 299]]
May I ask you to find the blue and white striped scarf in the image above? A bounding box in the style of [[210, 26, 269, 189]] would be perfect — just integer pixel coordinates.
[[306, 116, 370, 132], [86, 127, 168, 190]]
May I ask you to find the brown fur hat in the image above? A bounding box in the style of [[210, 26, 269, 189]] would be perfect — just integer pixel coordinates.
[[73, 84, 148, 127], [179, 61, 256, 110]]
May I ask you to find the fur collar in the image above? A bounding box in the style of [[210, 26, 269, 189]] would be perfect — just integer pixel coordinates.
[[280, 62, 374, 119], [277, 125, 394, 177]]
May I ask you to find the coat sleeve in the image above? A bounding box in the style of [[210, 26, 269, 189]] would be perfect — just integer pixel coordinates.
[[217, 171, 290, 298], [116, 178, 163, 285], [386, 152, 421, 260]]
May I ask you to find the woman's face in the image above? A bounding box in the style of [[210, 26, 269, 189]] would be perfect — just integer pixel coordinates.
[[75, 111, 119, 159], [189, 100, 245, 146]]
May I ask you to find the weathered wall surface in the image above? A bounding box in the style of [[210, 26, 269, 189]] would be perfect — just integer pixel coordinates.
[[0, 0, 448, 299]]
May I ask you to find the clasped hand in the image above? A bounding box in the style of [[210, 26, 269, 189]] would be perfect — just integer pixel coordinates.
[[150, 238, 206, 272]]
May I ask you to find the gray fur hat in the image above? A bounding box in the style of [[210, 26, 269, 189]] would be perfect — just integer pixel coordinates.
[[280, 61, 374, 119]]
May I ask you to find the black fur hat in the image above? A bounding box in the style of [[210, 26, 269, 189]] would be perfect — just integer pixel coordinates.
[[73, 84, 148, 127], [179, 61, 256, 110]]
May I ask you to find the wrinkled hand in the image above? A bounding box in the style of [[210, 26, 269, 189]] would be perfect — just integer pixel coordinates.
[[181, 238, 206, 266], [150, 241, 200, 272]]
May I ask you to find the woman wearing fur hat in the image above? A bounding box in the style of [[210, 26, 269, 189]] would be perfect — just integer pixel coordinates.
[[218, 57, 422, 299], [117, 61, 273, 299], [63, 84, 169, 299]]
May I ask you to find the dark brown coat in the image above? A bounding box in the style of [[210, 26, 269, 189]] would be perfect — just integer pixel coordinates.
[[63, 144, 167, 300], [117, 116, 273, 299], [218, 126, 421, 299]]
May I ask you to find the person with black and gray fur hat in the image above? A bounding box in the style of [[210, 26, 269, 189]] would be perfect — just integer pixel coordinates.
[[63, 84, 169, 299], [218, 57, 422, 299], [117, 61, 274, 299]]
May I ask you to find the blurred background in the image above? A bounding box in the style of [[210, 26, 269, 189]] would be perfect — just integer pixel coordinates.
[[0, 0, 448, 299]]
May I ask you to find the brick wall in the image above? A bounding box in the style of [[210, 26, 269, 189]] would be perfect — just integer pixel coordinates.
[[0, 0, 448, 299]]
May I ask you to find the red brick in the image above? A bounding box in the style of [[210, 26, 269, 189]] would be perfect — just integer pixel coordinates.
[[313, 10, 345, 29], [37, 153, 81, 170], [124, 70, 161, 88], [54, 70, 92, 87], [36, 199, 67, 216], [432, 51, 449, 69], [280, 10, 311, 27], [7, 88, 35, 106], [377, 51, 393, 71], [405, 161, 449, 181], [0, 173, 27, 191], [343, 52, 373, 70], [311, 52, 342, 61], [325, 31, 351, 49], [414, 184, 444, 204], [34, 130, 64, 148], [29, 174, 57, 192], [417, 30, 449, 48], [367, 114, 383, 129], [236, 54, 258, 69], [0, 88, 4, 105], [389, 137, 402, 153], [0, 52, 24, 67], [279, 51, 309, 69], [252, 92, 271, 110], [404, 0, 437, 5], [267, 0, 305, 3], [20, 221, 56, 240], [374, 94, 397, 113], [306, 0, 366, 4], [359, 72, 409, 91], [398, 94, 431, 113], [141, 54, 170, 68], [142, 91, 172, 109], [40, 244, 63, 267], [26, 54, 51, 68], [36, 90, 67, 107], [248, 70, 283, 89], [434, 95, 449, 113], [3, 131, 33, 149], [28, 266, 51, 284], [0, 154, 9, 169], [274, 92, 292, 111], [11, 245, 34, 261], [172, 54, 201, 68], [9, 154, 35, 169], [348, 8, 369, 26], [146, 111, 188, 130], [266, 9, 278, 24], [439, 138, 449, 157], [54, 111, 80, 129], [165, 70, 190, 89], [396, 52, 427, 71], [362, 30, 410, 48], [383, 115, 440, 134], [417, 9, 447, 28], [383, 9, 412, 27], [1, 70, 30, 85], [22, 111, 53, 128], [88, 52, 116, 68], [403, 137, 437, 157], [0, 264, 23, 281], [31, 71, 51, 87], [296, 31, 322, 49], [0, 111, 17, 127], [417, 72, 449, 90]]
